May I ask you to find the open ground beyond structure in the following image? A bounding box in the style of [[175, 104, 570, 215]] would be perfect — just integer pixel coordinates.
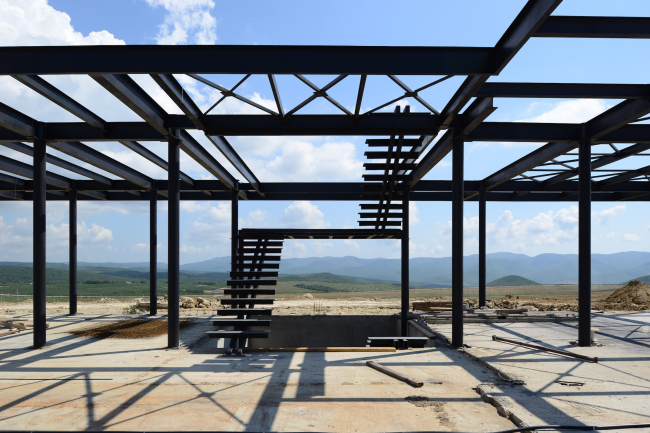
[[2, 0, 650, 431]]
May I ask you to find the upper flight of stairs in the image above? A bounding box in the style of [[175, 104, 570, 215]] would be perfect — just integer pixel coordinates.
[[358, 106, 424, 233], [208, 234, 284, 355]]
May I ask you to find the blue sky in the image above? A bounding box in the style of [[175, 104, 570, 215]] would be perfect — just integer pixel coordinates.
[[0, 0, 649, 264]]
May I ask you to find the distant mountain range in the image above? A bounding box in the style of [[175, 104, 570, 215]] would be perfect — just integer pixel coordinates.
[[5, 251, 646, 286], [171, 251, 650, 286]]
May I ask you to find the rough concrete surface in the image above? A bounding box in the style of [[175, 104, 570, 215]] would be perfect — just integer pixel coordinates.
[[0, 315, 514, 432], [430, 312, 650, 430]]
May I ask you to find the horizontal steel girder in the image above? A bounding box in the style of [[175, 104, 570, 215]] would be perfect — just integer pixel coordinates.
[[535, 16, 650, 39], [0, 45, 498, 75]]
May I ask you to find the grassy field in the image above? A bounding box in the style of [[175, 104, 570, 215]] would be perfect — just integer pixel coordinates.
[[0, 276, 623, 304], [0, 282, 223, 303]]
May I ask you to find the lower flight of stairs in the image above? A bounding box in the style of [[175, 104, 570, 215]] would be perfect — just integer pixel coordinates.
[[208, 234, 283, 355]]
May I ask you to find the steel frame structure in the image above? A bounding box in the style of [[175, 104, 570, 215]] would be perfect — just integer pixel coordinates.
[[1, 0, 649, 349]]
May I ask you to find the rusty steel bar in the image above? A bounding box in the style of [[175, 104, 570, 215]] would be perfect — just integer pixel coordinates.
[[492, 335, 598, 363]]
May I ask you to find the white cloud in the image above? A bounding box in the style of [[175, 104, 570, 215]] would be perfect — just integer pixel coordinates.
[[180, 201, 211, 213], [489, 207, 579, 249], [623, 233, 640, 242], [409, 202, 419, 225], [593, 204, 626, 224], [240, 209, 271, 228], [0, 0, 125, 46], [440, 206, 584, 252], [280, 201, 329, 229], [519, 99, 611, 123], [145, 0, 216, 45], [250, 139, 364, 182], [180, 244, 216, 254]]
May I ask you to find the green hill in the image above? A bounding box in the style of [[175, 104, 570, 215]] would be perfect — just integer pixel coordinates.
[[278, 272, 386, 284], [487, 275, 540, 287]]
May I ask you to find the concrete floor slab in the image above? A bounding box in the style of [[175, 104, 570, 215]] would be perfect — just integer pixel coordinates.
[[0, 315, 514, 432], [430, 312, 650, 429]]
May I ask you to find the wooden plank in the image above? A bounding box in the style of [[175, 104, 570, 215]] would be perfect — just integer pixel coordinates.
[[366, 361, 424, 387]]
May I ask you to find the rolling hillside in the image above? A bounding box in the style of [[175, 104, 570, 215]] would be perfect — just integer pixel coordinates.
[[487, 275, 540, 287]]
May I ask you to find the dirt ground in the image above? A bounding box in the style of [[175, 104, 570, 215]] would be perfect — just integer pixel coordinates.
[[0, 290, 641, 317]]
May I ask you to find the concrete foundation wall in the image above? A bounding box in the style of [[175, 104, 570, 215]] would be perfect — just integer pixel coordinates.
[[250, 315, 397, 348]]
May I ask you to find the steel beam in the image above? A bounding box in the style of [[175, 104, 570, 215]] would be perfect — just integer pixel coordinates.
[[0, 154, 71, 189], [91, 74, 169, 136], [168, 135, 180, 348], [452, 132, 464, 348], [440, 0, 561, 128], [231, 186, 239, 275], [1, 142, 112, 184], [478, 189, 487, 308], [535, 16, 650, 38], [410, 131, 453, 185], [411, 97, 496, 185], [206, 135, 262, 195], [268, 75, 285, 118], [69, 189, 77, 316], [476, 82, 650, 99], [119, 140, 193, 185], [151, 74, 202, 128], [0, 102, 37, 137], [1, 45, 497, 75], [544, 143, 650, 185], [599, 164, 650, 186], [33, 139, 47, 348], [178, 130, 245, 198], [578, 126, 592, 347], [48, 141, 152, 189], [401, 192, 409, 337], [12, 75, 106, 130], [150, 189, 158, 316]]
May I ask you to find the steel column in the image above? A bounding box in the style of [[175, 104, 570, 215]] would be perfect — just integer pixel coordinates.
[[578, 126, 592, 346], [150, 189, 157, 316], [167, 135, 180, 348], [401, 191, 410, 337], [478, 189, 487, 308], [69, 189, 77, 315], [452, 133, 464, 348], [33, 139, 47, 348], [231, 185, 239, 274]]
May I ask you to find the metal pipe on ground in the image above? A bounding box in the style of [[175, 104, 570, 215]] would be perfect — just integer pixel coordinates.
[[366, 360, 423, 387], [492, 335, 598, 363]]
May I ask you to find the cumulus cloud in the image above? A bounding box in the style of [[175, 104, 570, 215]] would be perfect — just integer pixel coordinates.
[[593, 204, 626, 225], [240, 209, 272, 228], [0, 0, 125, 46], [280, 201, 329, 229], [440, 206, 585, 252], [248, 139, 364, 182], [409, 202, 419, 225], [519, 99, 611, 123], [623, 233, 640, 242], [145, 0, 216, 45]]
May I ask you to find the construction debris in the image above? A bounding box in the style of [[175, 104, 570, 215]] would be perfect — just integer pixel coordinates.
[[594, 280, 650, 310], [1, 319, 49, 330], [492, 335, 598, 363], [366, 360, 424, 387]]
